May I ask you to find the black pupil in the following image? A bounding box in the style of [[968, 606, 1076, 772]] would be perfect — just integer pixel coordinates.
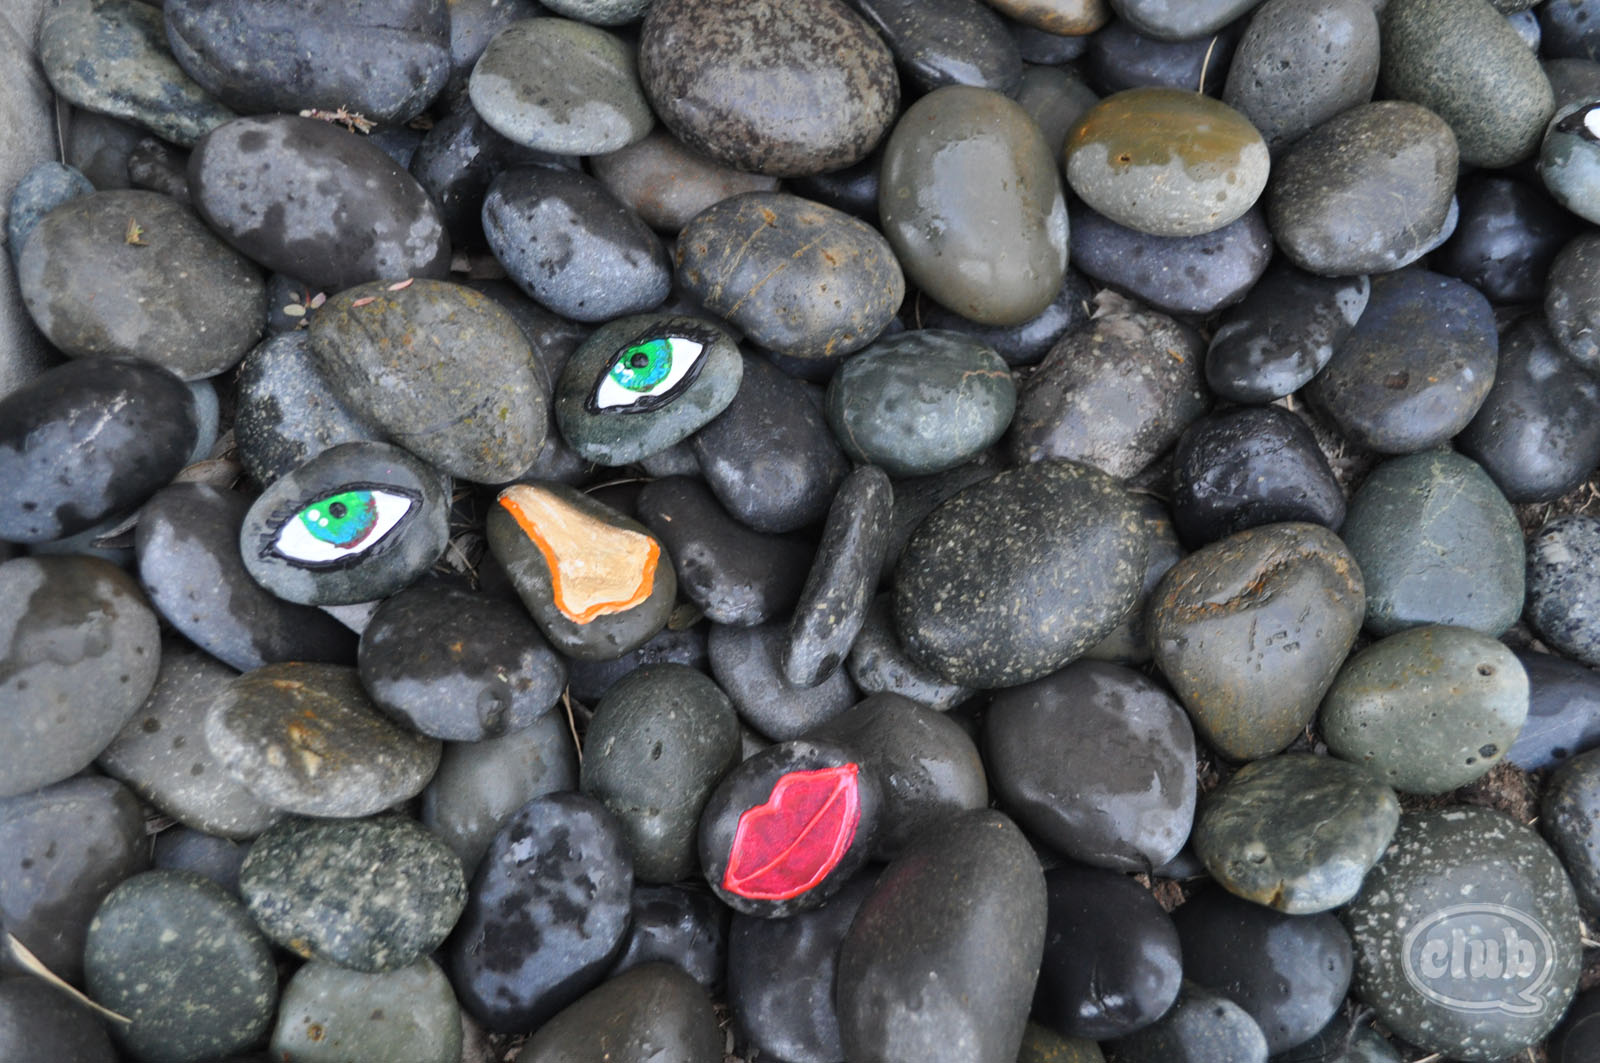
[[630, 352, 650, 368], [329, 502, 347, 519]]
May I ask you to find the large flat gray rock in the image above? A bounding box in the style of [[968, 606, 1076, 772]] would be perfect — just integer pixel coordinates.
[[1, 0, 58, 398]]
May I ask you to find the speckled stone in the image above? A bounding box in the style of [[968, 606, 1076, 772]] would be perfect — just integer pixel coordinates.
[[1321, 626, 1528, 794], [638, 0, 900, 177], [1149, 522, 1365, 762], [1343, 808, 1582, 1060], [878, 450, 1006, 585], [514, 963, 724, 1063], [270, 957, 460, 1063], [234, 332, 386, 487], [83, 870, 277, 1063], [591, 129, 781, 233], [0, 555, 161, 798], [1508, 650, 1600, 772], [1267, 102, 1458, 276], [1107, 981, 1269, 1063], [986, 660, 1196, 871], [1546, 232, 1600, 373], [1527, 515, 1600, 668], [0, 977, 117, 1063], [1379, 0, 1554, 167], [205, 662, 442, 817], [676, 191, 904, 359], [879, 85, 1068, 326], [1205, 262, 1369, 403], [893, 460, 1148, 688], [851, 0, 1022, 92], [1193, 753, 1400, 913], [846, 594, 974, 710], [1542, 748, 1600, 915], [240, 815, 465, 971], [37, 0, 236, 147], [1065, 88, 1268, 238], [1339, 450, 1523, 636], [1082, 494, 1185, 666]]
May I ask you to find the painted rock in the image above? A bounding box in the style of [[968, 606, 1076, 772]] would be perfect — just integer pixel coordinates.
[[1148, 522, 1365, 762], [609, 885, 729, 991], [880, 85, 1068, 326], [204, 662, 442, 818], [270, 958, 461, 1063], [698, 739, 882, 917], [555, 313, 741, 466], [580, 664, 742, 884], [448, 792, 634, 1033], [893, 460, 1148, 688], [1107, 981, 1269, 1063], [1205, 261, 1369, 404], [239, 441, 451, 607], [708, 622, 859, 740], [240, 815, 465, 971], [1321, 626, 1528, 794], [1342, 807, 1583, 1060], [512, 963, 723, 1063], [591, 129, 781, 233], [487, 481, 677, 660], [676, 191, 904, 358], [233, 332, 385, 487], [1065, 87, 1269, 238], [1542, 748, 1600, 915], [309, 278, 547, 483], [1193, 753, 1400, 914], [638, 0, 899, 177], [1543, 102, 1600, 224]]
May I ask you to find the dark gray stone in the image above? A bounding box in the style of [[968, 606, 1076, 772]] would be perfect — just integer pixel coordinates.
[[1542, 748, 1600, 915], [1084, 17, 1240, 96], [1433, 176, 1571, 305], [1083, 493, 1186, 665], [1109, 0, 1263, 40], [1205, 262, 1368, 404], [0, 977, 117, 1063], [848, 0, 1022, 92], [5, 161, 93, 269], [234, 332, 386, 487], [846, 593, 975, 710], [151, 828, 247, 896], [566, 625, 709, 704], [591, 128, 780, 234], [1528, 515, 1600, 668], [1508, 650, 1600, 771], [512, 963, 723, 1063], [270, 958, 461, 1063], [709, 621, 861, 739], [1013, 65, 1099, 158], [916, 268, 1094, 368], [1108, 981, 1269, 1063], [1547, 232, 1600, 372], [609, 885, 729, 992]]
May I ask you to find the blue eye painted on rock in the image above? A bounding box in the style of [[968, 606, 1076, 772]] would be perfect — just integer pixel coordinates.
[[587, 335, 709, 414], [270, 485, 417, 567]]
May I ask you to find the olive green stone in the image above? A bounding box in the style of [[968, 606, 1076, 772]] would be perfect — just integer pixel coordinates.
[[1379, 0, 1554, 168], [1148, 522, 1365, 762], [1343, 808, 1582, 1061], [1065, 88, 1270, 238], [1321, 625, 1528, 794], [879, 85, 1069, 327], [1193, 753, 1400, 914], [1017, 1022, 1105, 1062], [825, 329, 1016, 477]]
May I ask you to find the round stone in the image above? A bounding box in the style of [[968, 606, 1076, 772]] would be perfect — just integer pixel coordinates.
[[1342, 807, 1583, 1060], [1193, 753, 1400, 914], [1065, 87, 1269, 238], [513, 963, 723, 1063], [1525, 515, 1600, 668], [6, 161, 95, 263], [1106, 981, 1269, 1063], [1205, 266, 1369, 406], [1109, 0, 1261, 40], [270, 957, 461, 1063], [846, 594, 974, 711], [1321, 625, 1528, 794]]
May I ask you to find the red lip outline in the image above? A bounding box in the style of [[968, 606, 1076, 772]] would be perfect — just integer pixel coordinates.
[[721, 763, 863, 901]]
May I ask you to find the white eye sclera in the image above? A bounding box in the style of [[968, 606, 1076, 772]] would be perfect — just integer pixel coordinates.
[[590, 335, 707, 413], [272, 487, 415, 566]]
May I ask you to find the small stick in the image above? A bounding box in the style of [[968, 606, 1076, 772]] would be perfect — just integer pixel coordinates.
[[1198, 35, 1220, 94]]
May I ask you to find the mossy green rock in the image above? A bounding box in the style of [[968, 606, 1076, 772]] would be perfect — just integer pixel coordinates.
[[1065, 88, 1270, 238], [270, 958, 461, 1063], [1321, 625, 1528, 794]]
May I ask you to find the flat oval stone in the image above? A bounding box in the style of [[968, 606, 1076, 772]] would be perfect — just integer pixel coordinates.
[[1306, 269, 1497, 454], [1546, 232, 1600, 372], [37, 0, 236, 147], [555, 313, 741, 466], [448, 792, 634, 1034], [98, 641, 283, 840], [484, 166, 670, 325], [894, 460, 1148, 688], [986, 661, 1196, 871], [1206, 261, 1369, 404], [881, 86, 1067, 327], [1542, 748, 1600, 914], [1339, 450, 1523, 636], [271, 957, 460, 1063], [1193, 753, 1399, 913], [310, 278, 547, 483], [691, 356, 850, 533], [234, 332, 385, 487], [1321, 625, 1528, 794], [1268, 102, 1458, 276], [1433, 174, 1570, 305], [836, 810, 1046, 1063], [0, 978, 117, 1063], [676, 191, 903, 359], [0, 776, 148, 985], [1343, 807, 1583, 1060], [239, 441, 451, 607], [241, 815, 465, 971], [358, 583, 567, 741], [487, 481, 677, 660], [17, 190, 263, 379], [852, 0, 1022, 92], [165, 0, 448, 126], [468, 18, 650, 155], [580, 663, 741, 884], [189, 114, 450, 292], [1380, 0, 1554, 167], [1149, 522, 1365, 761], [0, 358, 197, 544], [514, 963, 723, 1063], [204, 662, 442, 817], [1107, 981, 1268, 1063], [1174, 888, 1353, 1055], [1109, 0, 1262, 40], [709, 621, 860, 739], [1508, 650, 1600, 771], [1008, 294, 1208, 479], [592, 129, 780, 234], [846, 593, 974, 710], [638, 0, 899, 177], [136, 483, 358, 672], [825, 329, 1015, 477], [83, 870, 277, 1063], [609, 885, 729, 990], [0, 555, 160, 798]]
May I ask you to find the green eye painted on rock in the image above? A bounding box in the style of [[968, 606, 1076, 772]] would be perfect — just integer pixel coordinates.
[[272, 487, 416, 566], [588, 334, 708, 414], [610, 338, 674, 391]]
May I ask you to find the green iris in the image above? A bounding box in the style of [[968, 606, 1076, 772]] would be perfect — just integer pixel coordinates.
[[297, 490, 378, 547], [608, 338, 673, 392]]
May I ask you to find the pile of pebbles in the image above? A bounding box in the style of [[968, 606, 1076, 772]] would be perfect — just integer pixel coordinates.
[[6, 0, 1600, 1059]]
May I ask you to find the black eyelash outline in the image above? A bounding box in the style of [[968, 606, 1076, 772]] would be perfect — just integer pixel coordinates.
[[259, 481, 423, 571], [584, 324, 721, 415], [1555, 104, 1600, 144]]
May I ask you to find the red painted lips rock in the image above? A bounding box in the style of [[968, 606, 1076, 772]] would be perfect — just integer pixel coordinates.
[[723, 763, 863, 901]]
